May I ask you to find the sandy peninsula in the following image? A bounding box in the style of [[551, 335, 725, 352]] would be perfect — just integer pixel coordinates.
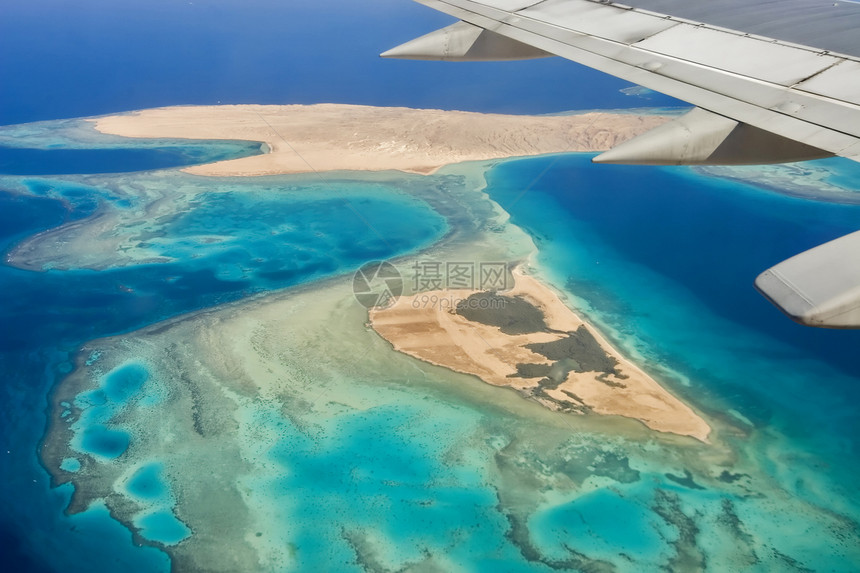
[[93, 103, 666, 176], [370, 268, 710, 442]]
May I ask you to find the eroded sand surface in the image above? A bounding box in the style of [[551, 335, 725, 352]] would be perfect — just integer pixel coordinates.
[[370, 269, 710, 441]]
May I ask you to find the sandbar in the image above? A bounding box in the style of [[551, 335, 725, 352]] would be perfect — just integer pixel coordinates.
[[370, 268, 710, 442], [93, 103, 667, 176]]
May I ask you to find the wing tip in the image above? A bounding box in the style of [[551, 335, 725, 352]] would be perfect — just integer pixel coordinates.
[[754, 269, 818, 327], [754, 231, 860, 329]]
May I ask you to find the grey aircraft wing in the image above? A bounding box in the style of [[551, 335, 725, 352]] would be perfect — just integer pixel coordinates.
[[383, 0, 860, 328]]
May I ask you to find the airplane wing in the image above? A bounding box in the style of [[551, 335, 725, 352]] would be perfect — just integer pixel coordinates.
[[383, 0, 860, 328]]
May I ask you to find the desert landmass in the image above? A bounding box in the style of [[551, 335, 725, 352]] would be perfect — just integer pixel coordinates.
[[370, 268, 710, 441], [93, 103, 667, 176]]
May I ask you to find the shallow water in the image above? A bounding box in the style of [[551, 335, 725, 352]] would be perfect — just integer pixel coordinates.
[[0, 141, 263, 175], [2, 121, 860, 571], [0, 130, 449, 571]]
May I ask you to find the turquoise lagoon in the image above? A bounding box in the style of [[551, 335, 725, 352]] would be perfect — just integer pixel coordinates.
[[0, 123, 859, 571]]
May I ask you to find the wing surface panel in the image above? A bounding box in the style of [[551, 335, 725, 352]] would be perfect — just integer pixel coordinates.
[[619, 0, 860, 58]]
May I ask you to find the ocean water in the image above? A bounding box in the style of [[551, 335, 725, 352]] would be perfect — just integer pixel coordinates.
[[486, 154, 860, 561], [2, 1, 859, 571], [2, 129, 859, 570], [0, 0, 682, 126], [485, 155, 860, 414], [0, 135, 448, 571], [0, 141, 263, 175]]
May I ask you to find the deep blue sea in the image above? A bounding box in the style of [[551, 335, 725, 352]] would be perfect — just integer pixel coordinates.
[[2, 1, 859, 571], [486, 155, 860, 464], [0, 0, 681, 127]]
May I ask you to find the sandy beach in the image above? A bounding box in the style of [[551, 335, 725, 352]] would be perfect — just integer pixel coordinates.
[[93, 103, 666, 176], [370, 268, 711, 441]]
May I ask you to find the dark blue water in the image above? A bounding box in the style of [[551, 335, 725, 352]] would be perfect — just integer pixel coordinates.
[[486, 154, 860, 465], [0, 0, 681, 126], [0, 189, 170, 571], [0, 141, 263, 175]]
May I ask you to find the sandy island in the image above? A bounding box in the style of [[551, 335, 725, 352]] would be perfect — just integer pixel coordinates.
[[93, 103, 666, 176], [370, 268, 710, 441]]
